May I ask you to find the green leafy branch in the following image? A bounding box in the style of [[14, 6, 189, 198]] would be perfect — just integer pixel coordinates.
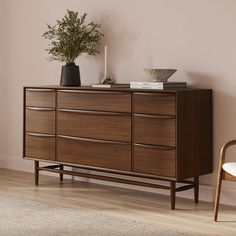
[[43, 10, 104, 63]]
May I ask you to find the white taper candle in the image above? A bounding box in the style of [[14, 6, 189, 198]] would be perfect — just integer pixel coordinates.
[[104, 45, 107, 77]]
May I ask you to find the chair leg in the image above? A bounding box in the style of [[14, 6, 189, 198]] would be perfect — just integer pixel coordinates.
[[214, 167, 223, 221]]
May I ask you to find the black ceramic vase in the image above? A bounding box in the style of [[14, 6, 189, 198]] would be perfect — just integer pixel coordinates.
[[60, 62, 81, 86]]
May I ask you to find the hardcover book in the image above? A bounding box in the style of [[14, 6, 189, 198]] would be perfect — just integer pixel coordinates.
[[91, 83, 130, 88], [130, 81, 187, 89]]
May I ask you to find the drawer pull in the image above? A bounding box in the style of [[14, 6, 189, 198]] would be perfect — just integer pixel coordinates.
[[134, 143, 175, 150], [58, 90, 128, 95], [26, 89, 55, 92], [58, 109, 130, 116], [27, 133, 55, 138], [26, 107, 55, 111], [134, 113, 175, 119], [58, 135, 130, 145], [134, 92, 174, 97]]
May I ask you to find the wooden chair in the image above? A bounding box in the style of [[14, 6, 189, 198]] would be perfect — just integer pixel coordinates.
[[214, 139, 236, 221]]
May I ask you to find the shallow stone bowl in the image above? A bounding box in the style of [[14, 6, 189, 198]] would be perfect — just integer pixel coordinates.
[[144, 68, 177, 82]]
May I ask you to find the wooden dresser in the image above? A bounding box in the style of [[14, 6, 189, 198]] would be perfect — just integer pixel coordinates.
[[23, 86, 212, 209]]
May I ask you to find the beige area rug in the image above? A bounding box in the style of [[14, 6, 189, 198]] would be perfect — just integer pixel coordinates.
[[0, 196, 197, 236]]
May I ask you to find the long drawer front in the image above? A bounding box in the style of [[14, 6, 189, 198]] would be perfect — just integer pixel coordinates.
[[133, 144, 176, 177], [57, 135, 131, 171], [134, 114, 175, 146], [25, 133, 55, 160], [58, 90, 131, 112], [57, 109, 131, 142]]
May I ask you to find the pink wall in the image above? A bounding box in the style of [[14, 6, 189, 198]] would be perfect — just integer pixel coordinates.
[[1, 0, 236, 204]]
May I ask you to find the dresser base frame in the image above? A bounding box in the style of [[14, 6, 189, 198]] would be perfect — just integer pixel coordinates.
[[34, 160, 199, 210]]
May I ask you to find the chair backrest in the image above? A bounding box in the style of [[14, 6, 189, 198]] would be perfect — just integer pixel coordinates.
[[220, 140, 236, 181], [214, 139, 236, 221]]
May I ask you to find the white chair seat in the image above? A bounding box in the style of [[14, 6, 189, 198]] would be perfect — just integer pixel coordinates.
[[222, 162, 236, 177]]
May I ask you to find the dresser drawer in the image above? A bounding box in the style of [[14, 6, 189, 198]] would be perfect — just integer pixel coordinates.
[[25, 108, 55, 134], [57, 135, 131, 171], [57, 90, 131, 112], [25, 89, 56, 108], [57, 109, 131, 142], [134, 114, 175, 146], [25, 133, 55, 160], [133, 144, 176, 177], [133, 92, 175, 115]]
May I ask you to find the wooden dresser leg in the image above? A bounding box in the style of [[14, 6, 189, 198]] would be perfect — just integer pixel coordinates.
[[59, 164, 64, 181], [194, 176, 199, 203], [35, 161, 39, 186], [170, 181, 176, 210]]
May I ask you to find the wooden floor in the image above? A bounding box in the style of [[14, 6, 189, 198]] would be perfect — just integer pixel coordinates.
[[1, 168, 236, 235]]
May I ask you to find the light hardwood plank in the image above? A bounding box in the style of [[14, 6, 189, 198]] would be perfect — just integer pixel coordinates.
[[0, 168, 236, 235]]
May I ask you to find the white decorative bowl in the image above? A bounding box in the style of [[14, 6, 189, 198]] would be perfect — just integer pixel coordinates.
[[144, 68, 177, 82]]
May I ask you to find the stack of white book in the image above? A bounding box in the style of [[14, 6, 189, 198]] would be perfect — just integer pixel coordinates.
[[130, 81, 187, 89], [91, 83, 129, 88]]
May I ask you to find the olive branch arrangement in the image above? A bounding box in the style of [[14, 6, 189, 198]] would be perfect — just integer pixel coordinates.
[[43, 10, 104, 63]]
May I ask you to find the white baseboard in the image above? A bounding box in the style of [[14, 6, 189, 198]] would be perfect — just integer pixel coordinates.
[[0, 155, 2, 167], [0, 154, 33, 172], [1, 154, 236, 206]]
